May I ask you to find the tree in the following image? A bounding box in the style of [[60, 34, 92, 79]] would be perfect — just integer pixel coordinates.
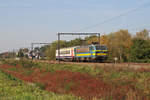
[[17, 49, 24, 58], [107, 30, 132, 62], [100, 34, 109, 45], [67, 38, 84, 47], [45, 40, 69, 60], [85, 35, 98, 45], [136, 29, 149, 40], [85, 35, 108, 45], [130, 38, 150, 62]]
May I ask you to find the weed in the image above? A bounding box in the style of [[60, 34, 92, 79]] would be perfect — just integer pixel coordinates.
[[64, 81, 75, 91], [19, 60, 37, 68], [0, 70, 81, 100], [36, 82, 46, 90], [1, 60, 150, 100], [25, 70, 34, 76]]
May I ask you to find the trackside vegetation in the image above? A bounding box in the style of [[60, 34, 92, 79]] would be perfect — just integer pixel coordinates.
[[1, 59, 150, 100], [0, 61, 82, 100]]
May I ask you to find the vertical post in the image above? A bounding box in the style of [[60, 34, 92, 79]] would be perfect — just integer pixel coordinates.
[[31, 43, 33, 51], [13, 49, 15, 59], [98, 33, 100, 46], [58, 33, 60, 64], [114, 57, 118, 67]]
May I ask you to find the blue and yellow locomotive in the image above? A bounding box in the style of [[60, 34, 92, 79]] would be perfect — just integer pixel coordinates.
[[74, 45, 108, 62]]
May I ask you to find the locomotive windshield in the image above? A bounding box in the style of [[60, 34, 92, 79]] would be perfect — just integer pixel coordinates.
[[96, 46, 107, 50]]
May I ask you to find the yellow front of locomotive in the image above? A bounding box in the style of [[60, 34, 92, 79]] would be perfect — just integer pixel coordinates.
[[92, 45, 108, 60]]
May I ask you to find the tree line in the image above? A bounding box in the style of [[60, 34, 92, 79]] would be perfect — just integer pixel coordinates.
[[0, 29, 149, 63], [44, 29, 150, 63]]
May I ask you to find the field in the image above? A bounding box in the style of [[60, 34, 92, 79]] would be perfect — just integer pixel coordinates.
[[0, 60, 150, 100]]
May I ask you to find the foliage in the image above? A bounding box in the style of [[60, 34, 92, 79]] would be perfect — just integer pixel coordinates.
[[1, 61, 150, 100], [17, 48, 29, 58], [0, 69, 82, 100], [42, 29, 150, 62], [0, 52, 16, 59], [130, 38, 150, 62], [67, 38, 85, 47], [107, 30, 132, 62], [85, 34, 108, 45], [2, 59, 38, 68], [19, 59, 38, 68], [36, 62, 150, 100], [35, 82, 46, 90], [136, 29, 149, 40], [1, 29, 150, 63], [45, 39, 84, 60]]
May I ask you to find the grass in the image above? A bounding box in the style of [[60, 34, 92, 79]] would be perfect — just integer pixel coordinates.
[[37, 62, 102, 76], [1, 59, 150, 100], [0, 70, 82, 100], [64, 81, 75, 91], [3, 59, 39, 68], [36, 61, 150, 100]]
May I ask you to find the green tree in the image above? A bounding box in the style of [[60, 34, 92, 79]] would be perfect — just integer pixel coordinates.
[[107, 30, 132, 62], [45, 40, 69, 60], [68, 38, 84, 46], [130, 38, 150, 62]]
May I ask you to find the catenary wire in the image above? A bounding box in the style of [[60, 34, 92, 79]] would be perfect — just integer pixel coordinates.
[[74, 1, 150, 32]]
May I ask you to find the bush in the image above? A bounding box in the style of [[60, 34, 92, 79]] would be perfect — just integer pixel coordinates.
[[35, 82, 46, 90], [2, 59, 38, 68], [18, 60, 38, 68], [0, 70, 82, 100]]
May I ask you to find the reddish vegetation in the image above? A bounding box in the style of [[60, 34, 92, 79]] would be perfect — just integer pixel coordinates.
[[136, 67, 150, 72], [0, 64, 148, 100], [0, 65, 110, 99]]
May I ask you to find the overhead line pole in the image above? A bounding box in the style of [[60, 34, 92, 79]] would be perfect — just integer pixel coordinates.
[[58, 34, 60, 64]]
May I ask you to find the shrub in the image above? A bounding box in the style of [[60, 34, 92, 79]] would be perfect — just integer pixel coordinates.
[[35, 82, 46, 90], [0, 70, 81, 100], [18, 60, 38, 68]]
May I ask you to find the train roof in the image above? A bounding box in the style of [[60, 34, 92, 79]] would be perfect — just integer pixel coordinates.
[[56, 46, 79, 50], [56, 45, 107, 50]]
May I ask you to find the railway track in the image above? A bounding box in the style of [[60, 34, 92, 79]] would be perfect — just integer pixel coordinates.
[[33, 60, 150, 69]]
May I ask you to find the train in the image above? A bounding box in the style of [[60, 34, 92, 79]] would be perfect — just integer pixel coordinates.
[[56, 44, 108, 62]]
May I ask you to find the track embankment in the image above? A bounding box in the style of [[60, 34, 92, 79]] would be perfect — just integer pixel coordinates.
[[33, 60, 150, 70], [1, 60, 150, 100]]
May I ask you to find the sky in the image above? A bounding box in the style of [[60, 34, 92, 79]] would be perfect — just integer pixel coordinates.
[[0, 0, 150, 53]]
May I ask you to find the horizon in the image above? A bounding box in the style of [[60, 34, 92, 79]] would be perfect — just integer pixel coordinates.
[[0, 0, 150, 53]]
